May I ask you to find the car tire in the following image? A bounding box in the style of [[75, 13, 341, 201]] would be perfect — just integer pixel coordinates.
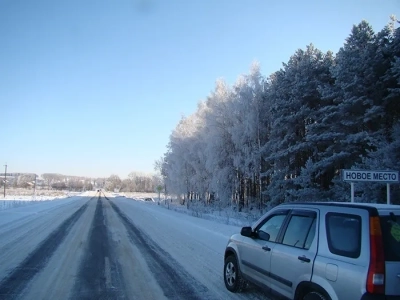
[[303, 291, 327, 300], [224, 255, 246, 293]]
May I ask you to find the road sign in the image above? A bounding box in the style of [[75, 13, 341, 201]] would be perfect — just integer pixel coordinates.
[[341, 169, 399, 204], [342, 170, 399, 183]]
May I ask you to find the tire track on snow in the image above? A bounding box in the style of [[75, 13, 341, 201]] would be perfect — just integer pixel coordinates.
[[109, 199, 212, 300], [0, 201, 89, 299]]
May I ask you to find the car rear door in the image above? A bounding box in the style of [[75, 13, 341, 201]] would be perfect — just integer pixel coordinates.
[[268, 209, 318, 299], [379, 209, 400, 296]]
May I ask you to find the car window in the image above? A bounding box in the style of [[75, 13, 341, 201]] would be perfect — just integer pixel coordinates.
[[380, 213, 400, 262], [282, 215, 316, 249], [257, 213, 287, 242], [304, 219, 316, 249], [326, 213, 361, 258]]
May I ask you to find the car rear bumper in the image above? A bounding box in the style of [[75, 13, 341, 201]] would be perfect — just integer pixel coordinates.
[[361, 293, 400, 300]]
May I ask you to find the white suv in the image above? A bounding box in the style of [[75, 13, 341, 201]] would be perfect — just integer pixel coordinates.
[[223, 202, 400, 300]]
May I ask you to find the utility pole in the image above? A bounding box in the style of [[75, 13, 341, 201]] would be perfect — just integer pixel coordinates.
[[3, 164, 7, 198], [33, 174, 37, 199]]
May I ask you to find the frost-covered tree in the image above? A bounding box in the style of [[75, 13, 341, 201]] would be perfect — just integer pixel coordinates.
[[355, 123, 400, 204], [105, 174, 122, 192], [380, 23, 400, 135], [287, 158, 323, 202], [308, 21, 390, 197], [42, 173, 63, 189], [262, 44, 334, 205], [185, 102, 212, 202], [17, 173, 36, 188], [159, 19, 400, 209], [201, 79, 236, 204], [163, 115, 198, 200], [229, 62, 267, 208]]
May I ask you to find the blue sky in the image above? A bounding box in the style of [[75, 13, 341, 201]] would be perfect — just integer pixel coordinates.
[[1, 0, 398, 178]]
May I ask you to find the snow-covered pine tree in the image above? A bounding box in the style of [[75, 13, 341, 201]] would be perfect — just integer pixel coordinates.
[[356, 123, 400, 204], [287, 158, 322, 202], [261, 44, 333, 205], [309, 21, 386, 198]]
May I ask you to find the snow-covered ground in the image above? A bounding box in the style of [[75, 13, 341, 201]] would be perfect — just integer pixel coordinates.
[[2, 189, 265, 226], [107, 197, 270, 299], [162, 200, 263, 227], [118, 191, 159, 200], [0, 191, 82, 211], [0, 193, 270, 299], [120, 193, 265, 227]]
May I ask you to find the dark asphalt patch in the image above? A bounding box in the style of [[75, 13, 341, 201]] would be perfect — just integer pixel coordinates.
[[109, 200, 212, 300], [72, 198, 125, 300], [0, 202, 89, 299]]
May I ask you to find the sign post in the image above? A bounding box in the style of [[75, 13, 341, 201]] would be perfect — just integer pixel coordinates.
[[351, 182, 354, 203], [342, 170, 399, 204]]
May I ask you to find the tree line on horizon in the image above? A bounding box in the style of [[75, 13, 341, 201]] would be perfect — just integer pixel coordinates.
[[1, 172, 162, 193]]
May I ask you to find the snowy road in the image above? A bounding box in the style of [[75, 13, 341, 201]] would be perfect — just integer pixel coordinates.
[[0, 194, 271, 300]]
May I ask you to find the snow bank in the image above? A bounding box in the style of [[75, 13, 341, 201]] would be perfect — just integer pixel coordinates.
[[149, 198, 264, 227], [118, 192, 159, 200]]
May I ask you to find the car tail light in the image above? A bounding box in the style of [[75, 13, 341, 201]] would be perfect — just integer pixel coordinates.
[[367, 216, 385, 294]]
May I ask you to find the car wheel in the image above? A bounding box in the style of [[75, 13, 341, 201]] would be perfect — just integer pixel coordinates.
[[224, 255, 246, 292], [303, 291, 327, 300]]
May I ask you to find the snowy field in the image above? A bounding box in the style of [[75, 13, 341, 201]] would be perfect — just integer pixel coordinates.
[[0, 190, 83, 211]]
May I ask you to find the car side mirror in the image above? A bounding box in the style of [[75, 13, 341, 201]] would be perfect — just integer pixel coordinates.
[[258, 231, 270, 241], [240, 226, 253, 237]]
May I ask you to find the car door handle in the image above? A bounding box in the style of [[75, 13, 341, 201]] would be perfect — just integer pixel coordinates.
[[298, 256, 310, 263], [262, 246, 271, 251], [397, 274, 400, 279]]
